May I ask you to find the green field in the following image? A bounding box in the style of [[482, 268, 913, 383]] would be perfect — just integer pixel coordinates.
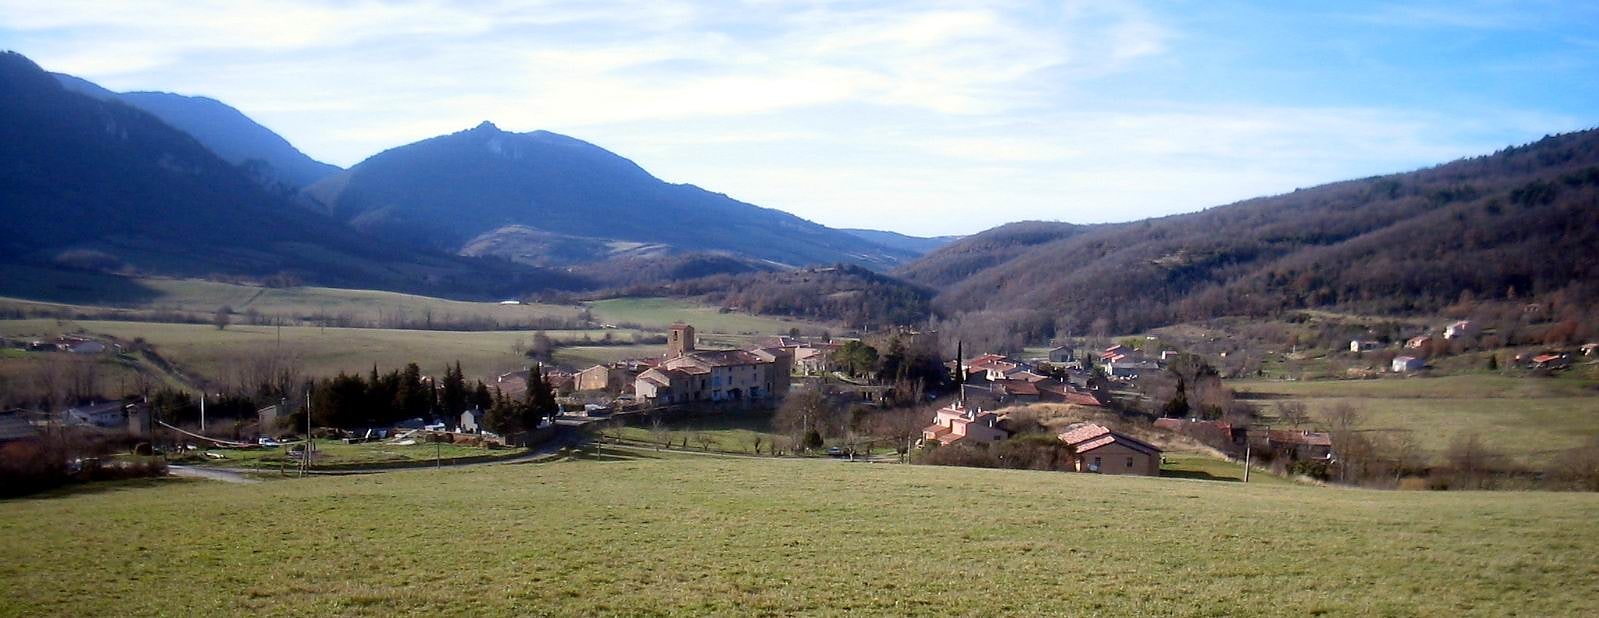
[[0, 264, 583, 326], [0, 319, 548, 384], [188, 438, 519, 469], [586, 297, 832, 335], [1233, 375, 1599, 463], [2, 455, 1595, 615]]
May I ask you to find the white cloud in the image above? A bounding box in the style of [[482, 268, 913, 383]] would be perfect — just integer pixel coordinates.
[[0, 1, 1587, 237]]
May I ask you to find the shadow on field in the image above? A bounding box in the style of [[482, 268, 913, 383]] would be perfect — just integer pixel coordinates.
[[4, 476, 181, 501], [1160, 470, 1240, 483], [1231, 391, 1295, 401], [568, 447, 666, 463]]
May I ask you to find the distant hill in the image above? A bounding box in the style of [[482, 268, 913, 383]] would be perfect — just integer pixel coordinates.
[[0, 51, 578, 297], [907, 130, 1599, 335], [304, 122, 915, 270], [53, 73, 340, 190], [894, 221, 1094, 290], [841, 229, 961, 256], [606, 264, 934, 329]]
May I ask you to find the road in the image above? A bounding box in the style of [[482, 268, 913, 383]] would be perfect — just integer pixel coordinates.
[[168, 465, 260, 484]]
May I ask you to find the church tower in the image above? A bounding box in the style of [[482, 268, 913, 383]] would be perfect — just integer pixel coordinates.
[[667, 323, 696, 359]]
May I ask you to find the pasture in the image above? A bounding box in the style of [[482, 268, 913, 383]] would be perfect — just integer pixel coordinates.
[[0, 264, 584, 327], [585, 297, 833, 335], [1233, 374, 1599, 463], [1, 454, 1595, 616]]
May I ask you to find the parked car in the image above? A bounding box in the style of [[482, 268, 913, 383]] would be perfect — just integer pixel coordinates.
[[257, 437, 281, 447]]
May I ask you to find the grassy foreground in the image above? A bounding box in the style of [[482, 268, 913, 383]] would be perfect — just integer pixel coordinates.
[[2, 455, 1596, 616]]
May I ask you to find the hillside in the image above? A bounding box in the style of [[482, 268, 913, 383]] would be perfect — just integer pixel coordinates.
[[304, 122, 914, 270], [841, 228, 962, 255], [894, 220, 1095, 289], [0, 52, 578, 297], [53, 73, 339, 190], [3, 456, 1595, 615], [608, 264, 934, 329], [909, 130, 1599, 334]]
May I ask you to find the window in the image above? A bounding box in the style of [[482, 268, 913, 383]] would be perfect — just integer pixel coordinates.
[[1126, 456, 1135, 468], [1092, 456, 1101, 468]]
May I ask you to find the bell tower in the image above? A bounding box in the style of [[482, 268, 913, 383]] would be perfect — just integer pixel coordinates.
[[667, 323, 696, 359]]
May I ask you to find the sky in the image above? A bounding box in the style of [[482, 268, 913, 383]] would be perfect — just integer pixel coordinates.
[[2, 1, 1597, 236]]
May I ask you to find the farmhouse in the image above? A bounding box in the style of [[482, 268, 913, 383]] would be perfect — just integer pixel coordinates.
[[1530, 353, 1571, 370], [1444, 320, 1477, 340], [1392, 355, 1425, 373], [574, 364, 629, 393], [921, 403, 1009, 446], [1349, 340, 1381, 352], [1056, 423, 1162, 476], [1047, 345, 1075, 363], [1405, 336, 1432, 349], [633, 324, 792, 404]]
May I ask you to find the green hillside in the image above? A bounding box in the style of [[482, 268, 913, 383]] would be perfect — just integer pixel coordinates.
[[2, 455, 1594, 616]]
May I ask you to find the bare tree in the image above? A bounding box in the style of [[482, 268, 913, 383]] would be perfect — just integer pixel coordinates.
[[1444, 432, 1499, 490], [1275, 401, 1309, 428], [213, 305, 232, 330], [694, 433, 715, 452], [750, 435, 764, 455], [649, 414, 670, 451]]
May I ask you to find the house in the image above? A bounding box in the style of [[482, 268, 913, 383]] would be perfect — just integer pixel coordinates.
[[1405, 336, 1432, 350], [1102, 357, 1161, 378], [1349, 340, 1381, 352], [574, 364, 629, 393], [64, 401, 126, 429], [460, 408, 485, 433], [1047, 345, 1075, 363], [1443, 320, 1477, 340], [0, 409, 41, 445], [1056, 423, 1162, 476], [793, 346, 835, 374], [633, 324, 792, 404], [1392, 355, 1425, 373], [67, 340, 106, 354], [921, 403, 1009, 446], [990, 379, 1041, 403], [1267, 430, 1334, 461], [1530, 353, 1571, 370], [1035, 380, 1106, 407]]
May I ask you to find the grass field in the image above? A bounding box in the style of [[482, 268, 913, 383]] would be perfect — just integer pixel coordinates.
[[586, 297, 833, 335], [188, 439, 518, 469], [0, 264, 584, 326], [2, 455, 1595, 616], [0, 319, 544, 383], [1233, 374, 1599, 463]]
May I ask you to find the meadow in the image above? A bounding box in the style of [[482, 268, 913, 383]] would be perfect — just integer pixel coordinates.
[[1233, 374, 1599, 463], [0, 264, 583, 327], [0, 319, 547, 383], [1, 454, 1595, 616], [585, 297, 833, 335]]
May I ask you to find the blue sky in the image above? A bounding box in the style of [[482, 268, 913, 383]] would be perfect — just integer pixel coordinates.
[[2, 1, 1595, 236]]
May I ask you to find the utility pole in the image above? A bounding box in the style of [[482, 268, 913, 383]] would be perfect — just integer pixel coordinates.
[[303, 389, 311, 477], [1243, 440, 1251, 483]]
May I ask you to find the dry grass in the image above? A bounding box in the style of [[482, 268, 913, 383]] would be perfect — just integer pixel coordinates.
[[1, 455, 1595, 616]]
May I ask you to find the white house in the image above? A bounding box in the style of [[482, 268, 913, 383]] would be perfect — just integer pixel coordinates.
[[1392, 356, 1425, 373]]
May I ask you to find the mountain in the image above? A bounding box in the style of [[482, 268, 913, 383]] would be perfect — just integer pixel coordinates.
[[53, 73, 339, 190], [841, 229, 962, 256], [304, 122, 915, 269], [0, 51, 577, 296], [906, 130, 1599, 335]]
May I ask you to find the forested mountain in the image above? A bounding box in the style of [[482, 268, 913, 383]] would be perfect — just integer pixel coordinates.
[[303, 122, 914, 269], [908, 129, 1599, 336], [53, 73, 339, 190], [0, 52, 579, 296], [841, 229, 962, 256], [894, 221, 1095, 289]]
